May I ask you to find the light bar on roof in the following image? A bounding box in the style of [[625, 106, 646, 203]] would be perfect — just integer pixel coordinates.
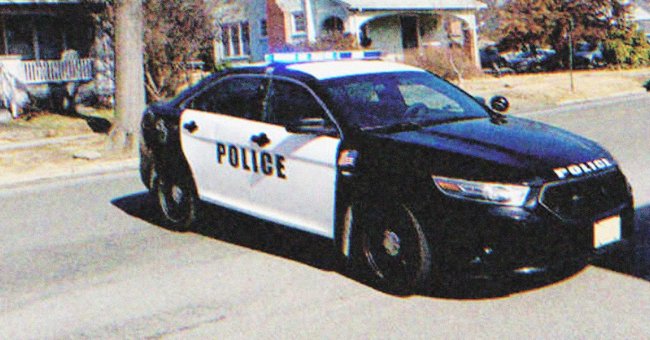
[[265, 50, 382, 63]]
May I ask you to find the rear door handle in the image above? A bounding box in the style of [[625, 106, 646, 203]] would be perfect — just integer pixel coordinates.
[[183, 120, 198, 133], [251, 132, 270, 147]]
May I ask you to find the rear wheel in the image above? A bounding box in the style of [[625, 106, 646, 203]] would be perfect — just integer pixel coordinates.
[[156, 173, 198, 231], [356, 203, 432, 294]]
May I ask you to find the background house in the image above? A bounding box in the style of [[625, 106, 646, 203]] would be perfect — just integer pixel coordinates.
[[212, 0, 486, 67], [0, 0, 99, 116]]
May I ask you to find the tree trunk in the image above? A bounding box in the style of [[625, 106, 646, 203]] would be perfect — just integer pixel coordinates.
[[110, 0, 145, 153]]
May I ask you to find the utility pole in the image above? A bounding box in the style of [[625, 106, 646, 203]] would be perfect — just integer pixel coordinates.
[[568, 18, 575, 93], [112, 0, 146, 152]]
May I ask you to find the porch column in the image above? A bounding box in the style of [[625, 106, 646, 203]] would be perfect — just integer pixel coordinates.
[[303, 0, 317, 42], [346, 13, 372, 48], [462, 23, 478, 67], [346, 15, 361, 40], [32, 18, 40, 60], [453, 12, 481, 69], [1, 19, 8, 55]]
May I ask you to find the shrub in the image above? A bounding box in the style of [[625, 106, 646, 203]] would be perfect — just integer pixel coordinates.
[[278, 31, 358, 52], [404, 47, 482, 82], [603, 27, 650, 68]]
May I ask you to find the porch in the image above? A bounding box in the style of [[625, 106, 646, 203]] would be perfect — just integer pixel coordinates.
[[345, 11, 482, 67]]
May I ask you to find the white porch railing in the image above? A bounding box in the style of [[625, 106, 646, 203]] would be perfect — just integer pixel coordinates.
[[0, 57, 94, 85], [22, 59, 94, 84]]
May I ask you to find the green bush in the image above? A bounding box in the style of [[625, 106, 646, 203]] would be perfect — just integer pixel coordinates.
[[603, 28, 650, 67]]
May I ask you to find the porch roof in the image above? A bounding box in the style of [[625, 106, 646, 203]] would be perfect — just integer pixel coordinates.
[[339, 0, 487, 11]]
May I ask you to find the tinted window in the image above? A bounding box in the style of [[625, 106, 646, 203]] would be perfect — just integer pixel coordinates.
[[265, 80, 327, 126], [322, 72, 489, 129], [189, 76, 266, 120]]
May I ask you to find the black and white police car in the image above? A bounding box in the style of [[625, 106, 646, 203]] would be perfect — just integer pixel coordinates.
[[139, 51, 634, 292]]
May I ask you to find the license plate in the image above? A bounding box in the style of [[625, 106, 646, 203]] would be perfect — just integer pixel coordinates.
[[594, 215, 621, 248]]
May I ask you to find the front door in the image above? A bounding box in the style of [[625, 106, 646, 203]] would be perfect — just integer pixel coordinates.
[[247, 78, 341, 238], [401, 16, 419, 49]]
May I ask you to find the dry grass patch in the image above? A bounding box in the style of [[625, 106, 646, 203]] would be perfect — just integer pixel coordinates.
[[462, 68, 650, 113]]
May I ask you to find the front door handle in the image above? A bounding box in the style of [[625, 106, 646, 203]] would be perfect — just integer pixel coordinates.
[[251, 132, 270, 147], [183, 120, 198, 133]]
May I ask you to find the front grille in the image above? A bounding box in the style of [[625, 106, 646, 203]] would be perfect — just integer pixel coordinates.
[[540, 170, 629, 221]]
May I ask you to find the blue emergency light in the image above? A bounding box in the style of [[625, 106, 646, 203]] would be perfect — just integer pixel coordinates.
[[264, 50, 382, 63]]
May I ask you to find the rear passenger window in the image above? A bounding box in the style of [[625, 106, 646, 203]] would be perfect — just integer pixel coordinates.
[[189, 76, 266, 120]]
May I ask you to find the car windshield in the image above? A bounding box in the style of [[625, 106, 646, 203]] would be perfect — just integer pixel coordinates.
[[321, 71, 489, 131]]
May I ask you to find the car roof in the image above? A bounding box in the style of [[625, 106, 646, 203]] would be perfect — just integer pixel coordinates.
[[168, 54, 428, 107], [282, 60, 426, 80]]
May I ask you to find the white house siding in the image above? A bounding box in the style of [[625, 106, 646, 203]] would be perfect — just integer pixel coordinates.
[[249, 0, 270, 62]]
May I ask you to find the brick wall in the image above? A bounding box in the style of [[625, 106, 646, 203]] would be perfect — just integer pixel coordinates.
[[266, 0, 287, 52]]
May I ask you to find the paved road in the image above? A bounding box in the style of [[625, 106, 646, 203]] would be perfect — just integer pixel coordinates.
[[1, 95, 649, 338]]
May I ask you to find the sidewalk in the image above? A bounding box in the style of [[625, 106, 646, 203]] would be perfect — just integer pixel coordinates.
[[0, 155, 138, 189]]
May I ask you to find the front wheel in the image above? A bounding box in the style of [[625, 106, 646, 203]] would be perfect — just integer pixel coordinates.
[[156, 173, 198, 231], [356, 203, 432, 294]]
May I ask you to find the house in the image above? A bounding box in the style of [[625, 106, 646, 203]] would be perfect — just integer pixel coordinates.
[[0, 0, 100, 116], [211, 0, 486, 67]]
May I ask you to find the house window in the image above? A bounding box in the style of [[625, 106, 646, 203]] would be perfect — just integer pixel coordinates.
[[292, 11, 306, 35], [260, 19, 267, 38], [221, 22, 250, 58]]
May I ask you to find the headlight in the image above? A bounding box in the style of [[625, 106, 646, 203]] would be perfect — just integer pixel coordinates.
[[433, 176, 530, 207]]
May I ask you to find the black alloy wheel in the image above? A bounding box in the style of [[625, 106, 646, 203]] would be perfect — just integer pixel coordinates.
[[156, 174, 198, 231], [359, 203, 432, 294]]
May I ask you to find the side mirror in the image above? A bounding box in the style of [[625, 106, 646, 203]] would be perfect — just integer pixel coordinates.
[[286, 117, 336, 135], [489, 95, 510, 113]]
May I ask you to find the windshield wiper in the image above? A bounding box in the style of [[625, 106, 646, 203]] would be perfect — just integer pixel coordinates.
[[361, 121, 422, 133]]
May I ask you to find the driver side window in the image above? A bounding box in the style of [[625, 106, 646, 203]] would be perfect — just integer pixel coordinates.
[[265, 80, 329, 127]]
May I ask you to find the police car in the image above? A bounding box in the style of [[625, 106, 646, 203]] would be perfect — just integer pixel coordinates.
[[139, 51, 634, 293]]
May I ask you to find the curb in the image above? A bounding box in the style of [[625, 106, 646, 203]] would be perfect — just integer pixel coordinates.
[[0, 158, 139, 190]]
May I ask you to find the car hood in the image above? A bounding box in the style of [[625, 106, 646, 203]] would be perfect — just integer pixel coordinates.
[[364, 116, 614, 184]]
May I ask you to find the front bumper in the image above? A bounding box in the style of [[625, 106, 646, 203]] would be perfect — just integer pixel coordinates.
[[417, 190, 635, 279]]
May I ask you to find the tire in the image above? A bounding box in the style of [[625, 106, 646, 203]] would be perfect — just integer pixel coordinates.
[[355, 203, 432, 294], [156, 173, 198, 231]]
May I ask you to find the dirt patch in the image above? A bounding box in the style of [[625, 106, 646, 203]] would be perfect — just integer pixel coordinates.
[[0, 134, 134, 184], [0, 107, 113, 143]]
